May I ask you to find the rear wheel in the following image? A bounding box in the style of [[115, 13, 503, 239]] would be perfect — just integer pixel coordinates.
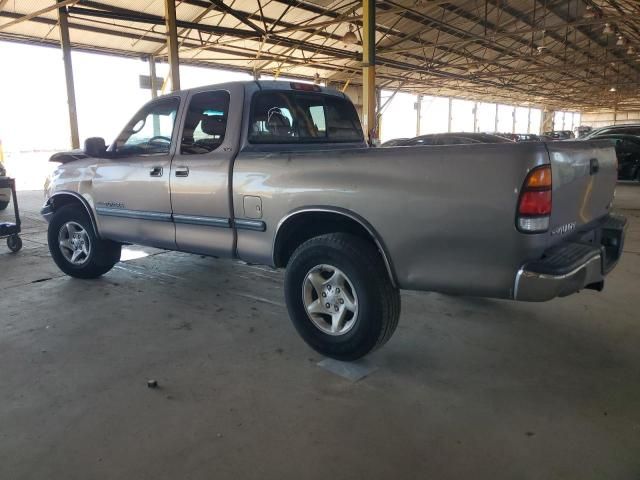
[[0, 200, 9, 211], [284, 233, 400, 360], [47, 204, 121, 279]]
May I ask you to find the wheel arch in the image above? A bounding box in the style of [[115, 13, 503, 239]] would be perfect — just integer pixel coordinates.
[[273, 207, 397, 287], [45, 191, 100, 238]]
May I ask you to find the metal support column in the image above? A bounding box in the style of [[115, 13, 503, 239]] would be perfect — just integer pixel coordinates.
[[527, 107, 531, 134], [148, 55, 158, 99], [541, 109, 554, 133], [447, 97, 452, 132], [164, 0, 180, 92], [512, 106, 516, 134], [375, 87, 382, 142], [362, 0, 376, 144], [416, 94, 422, 136], [473, 102, 478, 132], [494, 103, 499, 133], [57, 1, 80, 149]]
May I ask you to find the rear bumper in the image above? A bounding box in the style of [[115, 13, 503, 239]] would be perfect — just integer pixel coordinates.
[[514, 214, 627, 301]]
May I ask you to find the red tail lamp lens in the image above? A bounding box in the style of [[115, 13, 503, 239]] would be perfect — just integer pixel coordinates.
[[518, 190, 552, 215]]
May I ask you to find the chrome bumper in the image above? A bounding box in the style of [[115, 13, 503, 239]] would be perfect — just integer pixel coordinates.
[[514, 214, 627, 302], [514, 254, 603, 302]]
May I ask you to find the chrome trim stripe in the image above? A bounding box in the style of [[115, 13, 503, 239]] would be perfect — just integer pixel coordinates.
[[174, 214, 231, 228], [96, 207, 172, 222], [235, 219, 266, 231]]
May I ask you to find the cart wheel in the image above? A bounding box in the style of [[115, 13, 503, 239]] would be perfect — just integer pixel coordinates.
[[7, 235, 22, 253]]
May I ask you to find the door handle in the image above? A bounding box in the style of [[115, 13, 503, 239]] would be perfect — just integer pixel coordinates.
[[175, 166, 190, 177], [149, 166, 163, 177]]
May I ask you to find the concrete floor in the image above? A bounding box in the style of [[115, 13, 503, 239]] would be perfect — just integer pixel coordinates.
[[1, 186, 639, 480]]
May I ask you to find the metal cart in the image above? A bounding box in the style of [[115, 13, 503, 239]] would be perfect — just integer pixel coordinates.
[[0, 177, 22, 252]]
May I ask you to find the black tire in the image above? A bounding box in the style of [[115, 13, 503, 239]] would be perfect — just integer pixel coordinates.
[[0, 200, 9, 211], [284, 233, 400, 360], [7, 235, 22, 253], [47, 204, 121, 279]]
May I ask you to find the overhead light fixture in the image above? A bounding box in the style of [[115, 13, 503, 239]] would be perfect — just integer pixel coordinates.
[[627, 45, 635, 55], [583, 6, 596, 18], [616, 35, 626, 46], [341, 24, 358, 45], [603, 23, 613, 35], [609, 86, 617, 92]]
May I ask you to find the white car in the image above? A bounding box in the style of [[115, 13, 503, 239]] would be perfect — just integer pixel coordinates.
[[0, 139, 10, 211]]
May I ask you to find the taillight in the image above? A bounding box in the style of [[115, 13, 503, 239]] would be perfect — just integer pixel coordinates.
[[517, 165, 552, 233]]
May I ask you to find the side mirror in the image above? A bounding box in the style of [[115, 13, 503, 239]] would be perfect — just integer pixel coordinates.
[[84, 137, 106, 157]]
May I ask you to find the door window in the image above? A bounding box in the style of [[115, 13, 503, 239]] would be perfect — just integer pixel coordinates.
[[181, 91, 231, 154], [115, 97, 180, 155]]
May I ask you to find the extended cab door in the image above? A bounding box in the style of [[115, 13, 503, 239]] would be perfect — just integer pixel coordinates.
[[92, 96, 181, 249], [169, 86, 242, 257]]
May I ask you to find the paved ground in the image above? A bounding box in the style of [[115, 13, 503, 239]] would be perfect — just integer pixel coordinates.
[[1, 185, 639, 480]]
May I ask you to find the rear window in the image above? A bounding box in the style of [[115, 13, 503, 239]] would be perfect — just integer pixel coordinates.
[[248, 91, 363, 144]]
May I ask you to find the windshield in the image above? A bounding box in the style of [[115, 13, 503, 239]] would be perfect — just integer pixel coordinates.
[[114, 97, 180, 155]]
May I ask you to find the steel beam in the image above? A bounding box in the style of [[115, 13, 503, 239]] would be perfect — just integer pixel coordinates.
[[57, 1, 80, 149], [0, 0, 78, 31], [148, 55, 158, 99], [164, 0, 180, 91], [542, 109, 554, 133], [416, 94, 422, 137], [362, 0, 376, 144]]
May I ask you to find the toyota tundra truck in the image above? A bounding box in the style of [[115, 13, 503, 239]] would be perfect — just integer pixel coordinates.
[[42, 81, 627, 359]]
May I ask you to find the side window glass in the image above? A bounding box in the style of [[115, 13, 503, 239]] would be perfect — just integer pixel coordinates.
[[250, 92, 297, 141], [116, 98, 180, 155], [324, 97, 362, 142], [181, 90, 230, 154], [248, 91, 364, 144]]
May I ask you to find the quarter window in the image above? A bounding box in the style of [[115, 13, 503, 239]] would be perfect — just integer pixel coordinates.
[[249, 91, 363, 144]]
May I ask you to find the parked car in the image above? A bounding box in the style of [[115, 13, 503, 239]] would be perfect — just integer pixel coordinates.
[[582, 124, 640, 140], [515, 133, 543, 142], [575, 125, 592, 138], [42, 81, 627, 360], [381, 138, 409, 147], [543, 130, 575, 140], [597, 134, 640, 181], [402, 132, 513, 146], [0, 139, 10, 211]]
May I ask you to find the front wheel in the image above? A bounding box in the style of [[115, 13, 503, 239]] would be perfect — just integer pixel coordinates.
[[284, 233, 400, 360], [47, 204, 121, 279]]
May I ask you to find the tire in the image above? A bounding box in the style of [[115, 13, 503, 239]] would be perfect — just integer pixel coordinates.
[[7, 235, 22, 253], [284, 233, 400, 360], [47, 204, 121, 279], [0, 200, 9, 211]]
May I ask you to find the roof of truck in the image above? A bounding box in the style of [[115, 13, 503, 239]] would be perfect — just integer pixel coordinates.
[[172, 80, 345, 99]]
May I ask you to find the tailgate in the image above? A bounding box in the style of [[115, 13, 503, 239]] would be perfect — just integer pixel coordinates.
[[545, 140, 617, 235]]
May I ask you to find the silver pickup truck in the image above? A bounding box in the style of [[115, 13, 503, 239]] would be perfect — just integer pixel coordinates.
[[42, 81, 627, 359]]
